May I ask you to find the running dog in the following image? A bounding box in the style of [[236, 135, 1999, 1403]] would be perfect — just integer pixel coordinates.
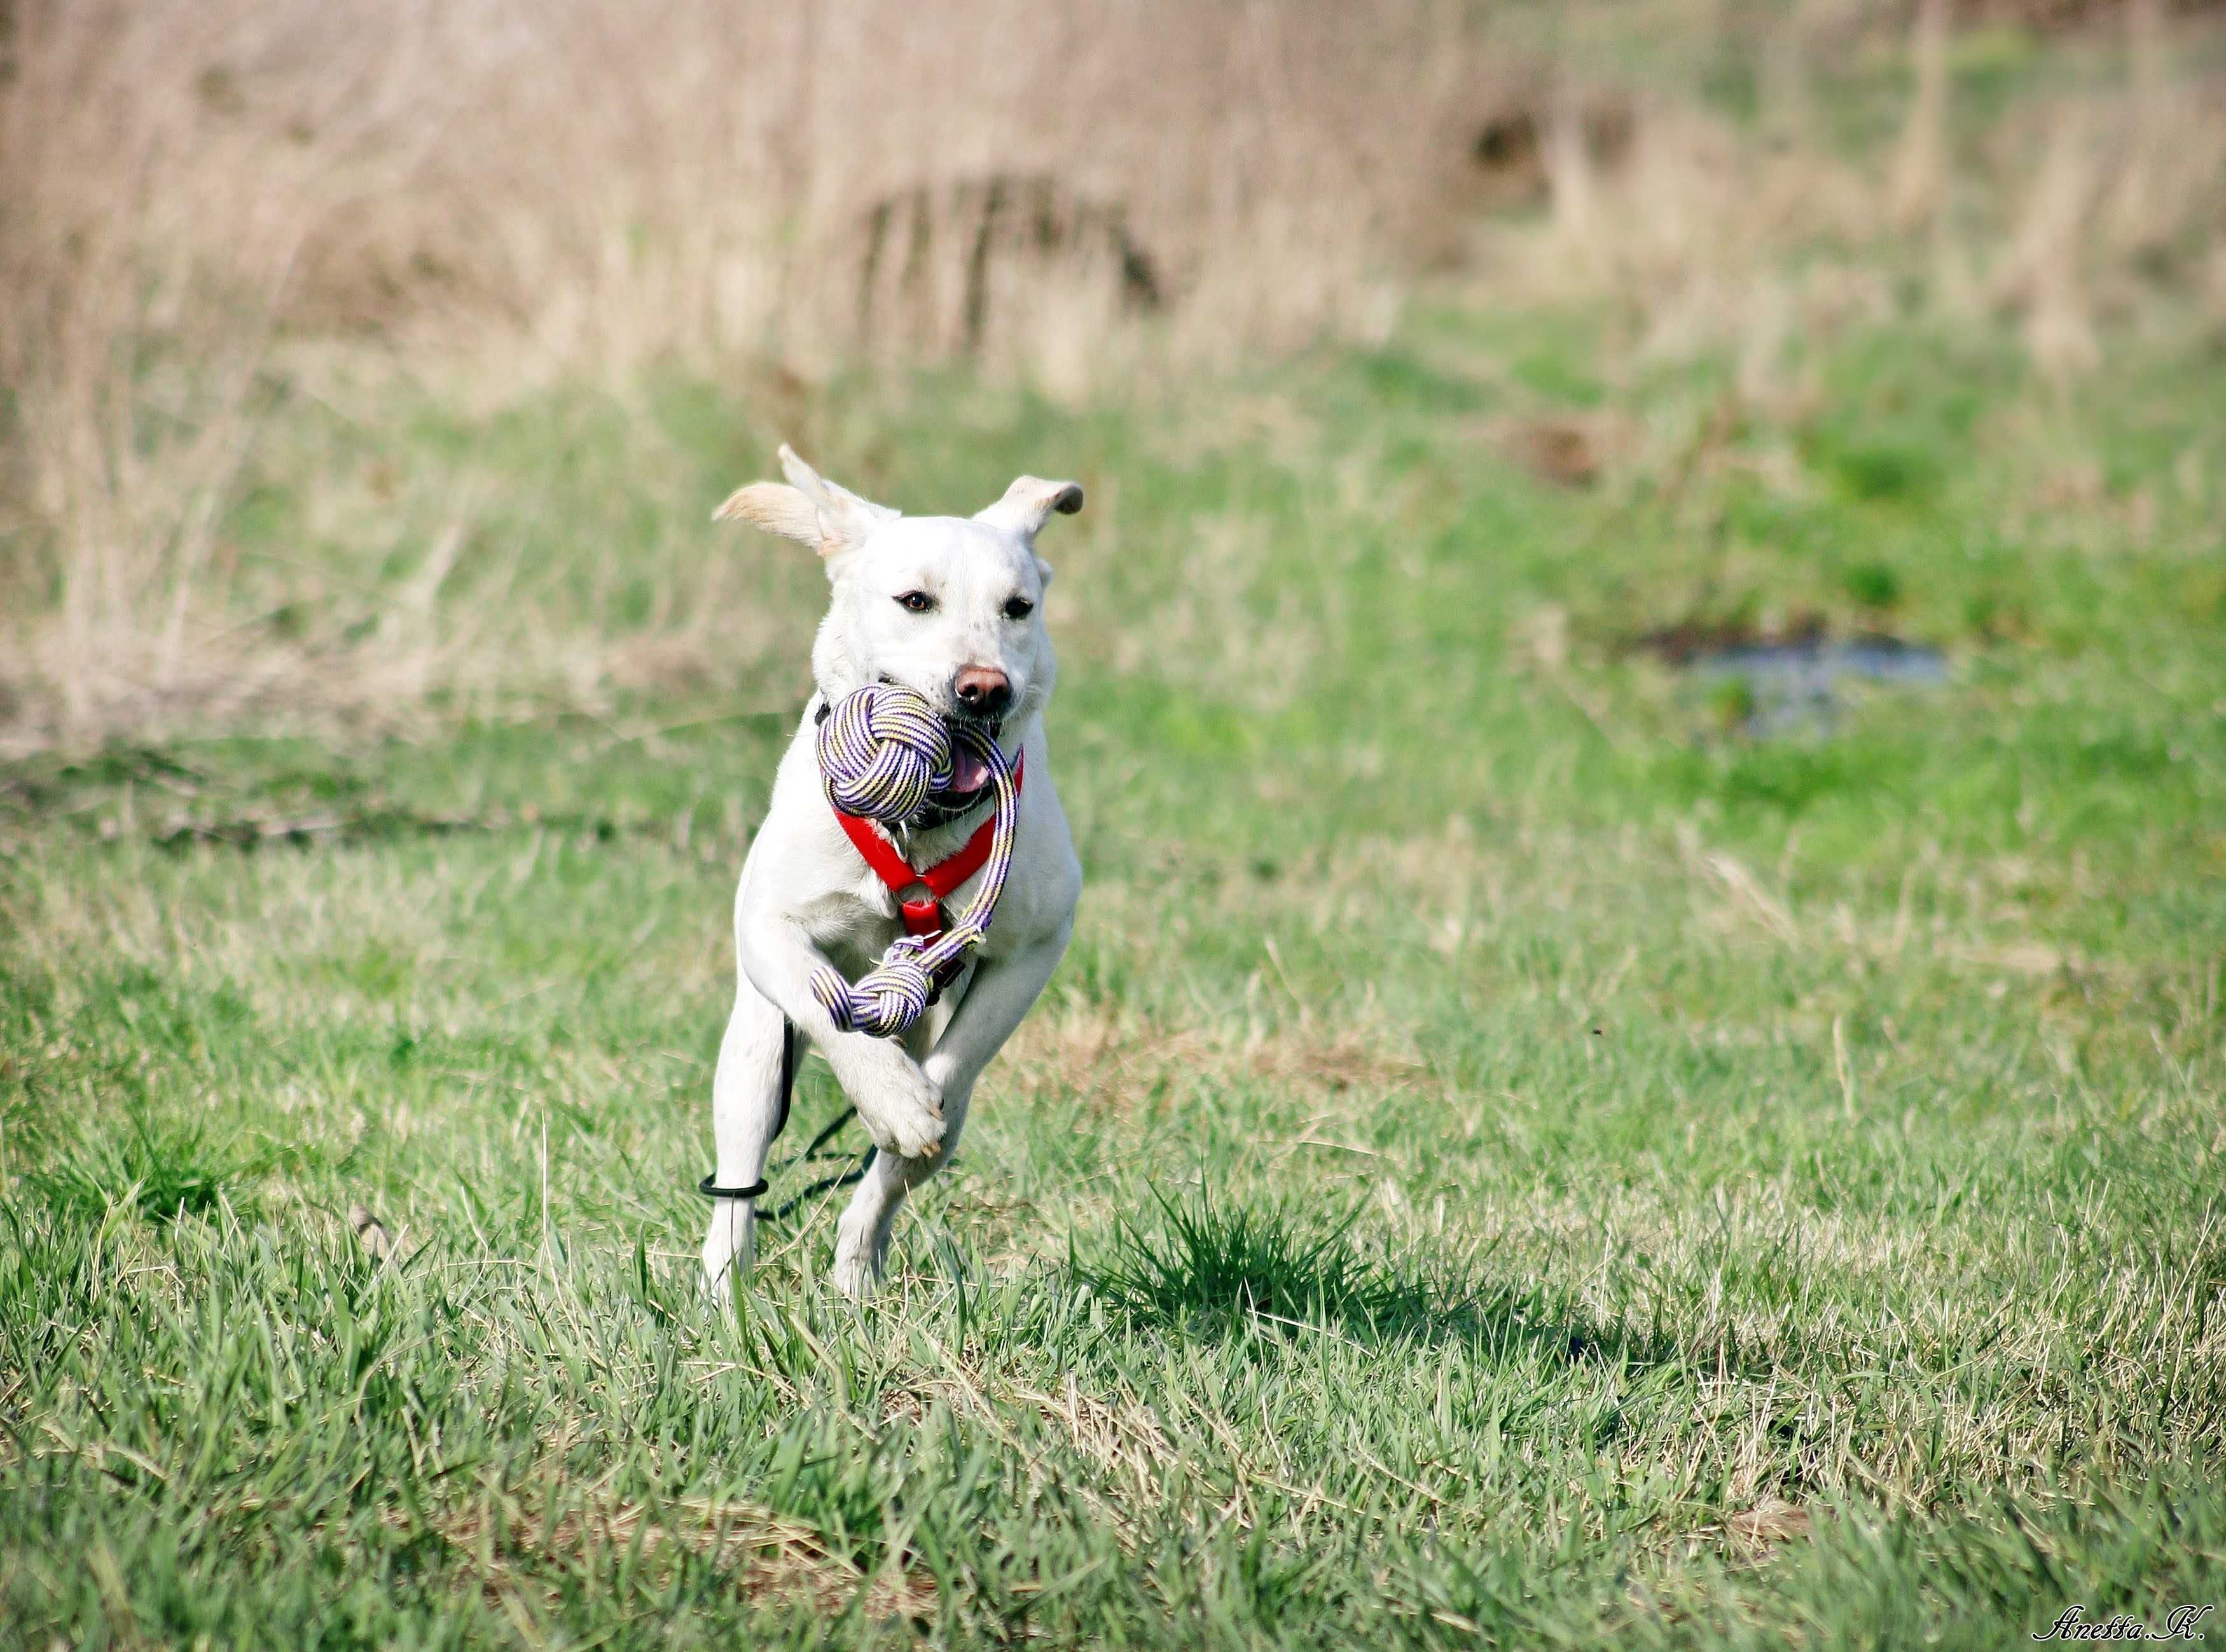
[[700, 446, 1082, 1298]]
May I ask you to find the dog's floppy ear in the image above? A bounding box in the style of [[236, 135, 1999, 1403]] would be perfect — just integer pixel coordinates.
[[974, 476, 1084, 540], [712, 481, 819, 544], [714, 443, 897, 567]]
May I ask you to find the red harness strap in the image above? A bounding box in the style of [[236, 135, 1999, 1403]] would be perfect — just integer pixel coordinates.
[[831, 754, 1025, 940]]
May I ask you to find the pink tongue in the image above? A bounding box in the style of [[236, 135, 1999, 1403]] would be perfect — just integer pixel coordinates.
[[949, 750, 993, 794]]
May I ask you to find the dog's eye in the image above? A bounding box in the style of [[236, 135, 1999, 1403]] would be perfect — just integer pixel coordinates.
[[1002, 596, 1034, 621], [895, 591, 936, 614]]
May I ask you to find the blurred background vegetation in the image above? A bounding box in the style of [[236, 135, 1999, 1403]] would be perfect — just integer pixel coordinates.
[[1, 0, 2220, 749]]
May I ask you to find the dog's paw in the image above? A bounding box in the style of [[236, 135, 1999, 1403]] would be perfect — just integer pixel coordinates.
[[830, 1249, 878, 1299], [859, 1098, 946, 1160], [855, 1066, 946, 1160], [700, 1210, 754, 1308]]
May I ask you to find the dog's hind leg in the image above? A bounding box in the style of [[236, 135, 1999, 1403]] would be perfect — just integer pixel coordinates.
[[829, 1138, 951, 1299], [700, 980, 789, 1304]]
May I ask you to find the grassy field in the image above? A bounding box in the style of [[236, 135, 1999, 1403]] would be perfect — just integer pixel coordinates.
[[4, 275, 2223, 1646]]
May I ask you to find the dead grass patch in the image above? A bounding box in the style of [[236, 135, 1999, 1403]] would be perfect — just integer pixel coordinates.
[[1483, 413, 1638, 489], [397, 1483, 934, 1620], [1244, 1031, 1431, 1098], [1004, 1007, 1430, 1119]]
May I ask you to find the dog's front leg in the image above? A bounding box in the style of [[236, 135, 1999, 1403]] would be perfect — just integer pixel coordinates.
[[700, 979, 787, 1302], [736, 916, 950, 1162], [831, 921, 1072, 1297]]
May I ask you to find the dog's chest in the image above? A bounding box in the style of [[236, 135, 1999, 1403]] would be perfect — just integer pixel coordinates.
[[794, 875, 908, 971], [794, 846, 1001, 975], [806, 883, 1054, 993]]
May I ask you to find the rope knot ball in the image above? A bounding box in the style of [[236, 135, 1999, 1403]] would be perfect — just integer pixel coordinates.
[[810, 682, 1020, 1039], [815, 686, 957, 825], [811, 943, 939, 1040]]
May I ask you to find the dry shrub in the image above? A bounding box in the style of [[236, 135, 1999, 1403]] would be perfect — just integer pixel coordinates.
[[1888, 0, 1953, 231], [1996, 111, 2108, 386], [1483, 96, 1886, 371], [1487, 0, 2226, 403], [2104, 0, 2226, 258], [1985, 41, 2226, 387], [0, 0, 1502, 748]]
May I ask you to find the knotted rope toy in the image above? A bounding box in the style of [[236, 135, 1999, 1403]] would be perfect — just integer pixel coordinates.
[[810, 683, 1020, 1038]]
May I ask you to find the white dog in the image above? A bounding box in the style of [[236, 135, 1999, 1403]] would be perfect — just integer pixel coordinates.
[[699, 446, 1083, 1298]]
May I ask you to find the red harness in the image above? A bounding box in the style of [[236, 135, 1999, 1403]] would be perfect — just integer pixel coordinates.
[[831, 754, 1024, 940]]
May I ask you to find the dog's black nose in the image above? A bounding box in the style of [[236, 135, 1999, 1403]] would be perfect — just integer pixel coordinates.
[[953, 666, 1012, 718]]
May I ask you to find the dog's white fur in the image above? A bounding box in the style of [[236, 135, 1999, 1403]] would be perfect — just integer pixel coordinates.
[[701, 446, 1082, 1298]]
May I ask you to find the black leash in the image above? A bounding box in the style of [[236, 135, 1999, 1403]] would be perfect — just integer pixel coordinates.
[[696, 1021, 876, 1222]]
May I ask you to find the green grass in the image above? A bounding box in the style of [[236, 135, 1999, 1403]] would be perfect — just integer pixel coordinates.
[[3, 279, 2223, 1648]]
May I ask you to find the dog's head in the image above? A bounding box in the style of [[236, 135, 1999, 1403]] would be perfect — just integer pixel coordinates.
[[716, 446, 1081, 748]]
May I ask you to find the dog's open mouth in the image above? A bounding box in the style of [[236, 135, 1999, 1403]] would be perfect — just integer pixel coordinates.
[[946, 746, 995, 796]]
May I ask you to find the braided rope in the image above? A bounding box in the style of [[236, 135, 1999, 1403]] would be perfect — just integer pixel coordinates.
[[809, 683, 1020, 1039]]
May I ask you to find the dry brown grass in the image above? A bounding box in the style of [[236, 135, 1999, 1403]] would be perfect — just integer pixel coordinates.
[[0, 0, 1502, 748], [1000, 1003, 1432, 1125], [434, 1488, 936, 1620], [1890, 0, 1954, 230], [0, 0, 1507, 418]]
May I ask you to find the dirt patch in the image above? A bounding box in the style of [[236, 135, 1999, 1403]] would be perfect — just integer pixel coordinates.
[[1004, 1011, 1432, 1117], [1631, 614, 1830, 668], [1723, 1497, 1815, 1553], [1485, 413, 1638, 488], [1245, 1031, 1429, 1096]]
